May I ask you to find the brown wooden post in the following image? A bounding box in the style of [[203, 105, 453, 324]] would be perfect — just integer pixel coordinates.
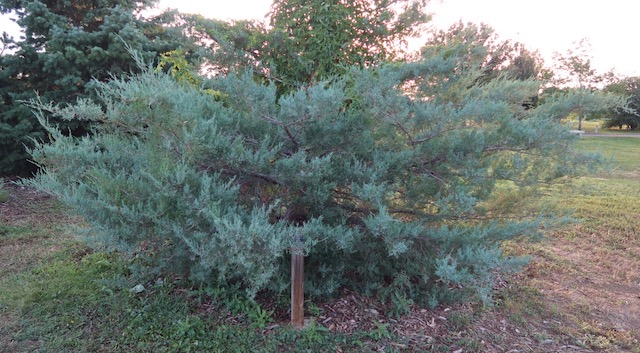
[[290, 245, 304, 328]]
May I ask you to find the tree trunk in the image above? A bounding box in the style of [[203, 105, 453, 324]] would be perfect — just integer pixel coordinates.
[[291, 246, 304, 329], [578, 114, 583, 131]]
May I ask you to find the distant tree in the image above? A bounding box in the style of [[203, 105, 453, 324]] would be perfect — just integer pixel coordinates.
[[553, 39, 600, 88], [423, 22, 548, 83], [602, 77, 640, 130], [423, 22, 511, 81], [0, 0, 198, 175], [552, 39, 605, 130], [505, 45, 548, 81], [422, 22, 547, 109]]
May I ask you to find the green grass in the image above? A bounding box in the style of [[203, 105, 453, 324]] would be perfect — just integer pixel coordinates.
[[1, 250, 384, 352], [577, 137, 640, 172], [569, 119, 602, 133], [0, 224, 57, 242], [567, 118, 640, 135], [0, 200, 405, 352], [498, 136, 640, 352]]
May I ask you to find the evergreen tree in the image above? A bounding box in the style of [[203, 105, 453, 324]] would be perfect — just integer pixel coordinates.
[[27, 32, 618, 307], [0, 0, 198, 175], [424, 22, 548, 85]]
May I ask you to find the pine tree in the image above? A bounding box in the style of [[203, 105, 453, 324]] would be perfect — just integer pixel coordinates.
[[0, 0, 199, 175]]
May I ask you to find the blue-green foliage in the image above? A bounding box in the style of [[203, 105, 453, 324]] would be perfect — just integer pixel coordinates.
[[27, 43, 606, 307]]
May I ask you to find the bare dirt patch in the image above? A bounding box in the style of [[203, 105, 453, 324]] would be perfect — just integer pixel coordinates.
[[0, 183, 66, 226], [523, 226, 640, 352], [0, 184, 76, 276]]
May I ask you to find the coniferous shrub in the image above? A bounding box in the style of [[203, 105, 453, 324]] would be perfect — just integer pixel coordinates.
[[27, 46, 610, 306]]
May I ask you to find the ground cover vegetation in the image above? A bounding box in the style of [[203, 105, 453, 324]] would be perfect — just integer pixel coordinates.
[[0, 179, 8, 202], [1, 0, 638, 351]]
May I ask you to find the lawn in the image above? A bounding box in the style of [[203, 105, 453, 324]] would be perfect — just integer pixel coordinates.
[[1, 135, 639, 352], [579, 136, 640, 172]]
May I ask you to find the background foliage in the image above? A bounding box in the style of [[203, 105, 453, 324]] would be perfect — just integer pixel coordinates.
[[602, 77, 640, 130], [181, 0, 429, 95]]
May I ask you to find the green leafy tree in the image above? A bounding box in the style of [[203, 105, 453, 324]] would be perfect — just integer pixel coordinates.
[[602, 77, 640, 130], [553, 39, 600, 89], [0, 0, 198, 175], [552, 39, 606, 130], [268, 0, 428, 82], [424, 22, 547, 84], [183, 0, 429, 94]]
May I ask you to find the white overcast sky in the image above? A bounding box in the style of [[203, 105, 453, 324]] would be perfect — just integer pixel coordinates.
[[2, 0, 639, 76]]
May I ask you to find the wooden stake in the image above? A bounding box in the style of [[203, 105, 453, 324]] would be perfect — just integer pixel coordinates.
[[290, 246, 304, 329]]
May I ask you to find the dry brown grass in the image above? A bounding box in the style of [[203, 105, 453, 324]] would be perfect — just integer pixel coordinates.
[[0, 184, 76, 276], [497, 136, 640, 352]]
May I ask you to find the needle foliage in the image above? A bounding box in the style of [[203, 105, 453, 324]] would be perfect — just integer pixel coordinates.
[[23, 2, 626, 309], [26, 33, 615, 308], [0, 0, 200, 175]]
